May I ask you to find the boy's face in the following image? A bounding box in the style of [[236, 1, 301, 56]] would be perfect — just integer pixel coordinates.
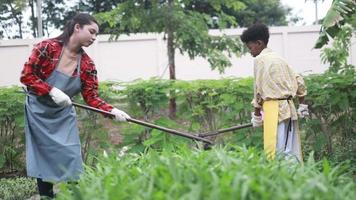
[[246, 40, 265, 57]]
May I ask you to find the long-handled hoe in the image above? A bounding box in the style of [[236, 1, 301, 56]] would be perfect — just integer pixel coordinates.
[[19, 89, 254, 147], [71, 102, 213, 145]]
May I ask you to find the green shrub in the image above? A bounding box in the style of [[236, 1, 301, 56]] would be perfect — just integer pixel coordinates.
[[0, 177, 37, 200], [0, 86, 26, 171], [0, 73, 354, 173]]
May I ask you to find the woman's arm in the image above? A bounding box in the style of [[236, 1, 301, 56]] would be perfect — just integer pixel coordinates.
[[20, 41, 53, 96], [80, 55, 113, 112]]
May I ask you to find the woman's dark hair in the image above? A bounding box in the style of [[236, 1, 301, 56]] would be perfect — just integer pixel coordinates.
[[55, 13, 98, 44], [240, 23, 269, 45]]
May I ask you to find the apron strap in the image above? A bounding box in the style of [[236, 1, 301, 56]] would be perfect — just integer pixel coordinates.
[[55, 46, 65, 70]]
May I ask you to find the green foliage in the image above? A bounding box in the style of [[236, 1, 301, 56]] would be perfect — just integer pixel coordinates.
[[0, 73, 354, 173], [320, 24, 354, 74], [226, 0, 293, 27], [0, 86, 25, 171], [314, 0, 356, 48], [116, 78, 260, 151], [0, 177, 37, 200], [95, 0, 246, 74], [123, 79, 170, 117], [175, 78, 253, 129], [303, 71, 356, 163], [56, 145, 356, 200], [0, 0, 27, 39]]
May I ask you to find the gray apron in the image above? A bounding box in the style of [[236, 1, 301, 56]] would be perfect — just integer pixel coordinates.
[[25, 49, 83, 182]]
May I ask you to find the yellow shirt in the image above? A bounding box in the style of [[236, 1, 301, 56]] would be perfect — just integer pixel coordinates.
[[252, 48, 307, 122]]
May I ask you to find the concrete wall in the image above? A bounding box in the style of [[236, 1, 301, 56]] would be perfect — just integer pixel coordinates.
[[1, 25, 354, 86]]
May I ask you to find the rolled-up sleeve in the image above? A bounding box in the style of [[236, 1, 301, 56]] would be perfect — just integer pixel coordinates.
[[80, 57, 113, 112], [252, 59, 263, 108], [296, 74, 307, 97], [20, 41, 52, 96]]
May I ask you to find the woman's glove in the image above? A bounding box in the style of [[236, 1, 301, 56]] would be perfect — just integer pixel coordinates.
[[111, 108, 131, 122], [297, 104, 309, 118], [49, 87, 72, 106], [251, 112, 263, 127]]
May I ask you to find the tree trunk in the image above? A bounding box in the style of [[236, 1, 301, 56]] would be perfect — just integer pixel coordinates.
[[167, 0, 176, 119], [29, 0, 37, 37], [320, 116, 333, 156], [8, 3, 23, 38]]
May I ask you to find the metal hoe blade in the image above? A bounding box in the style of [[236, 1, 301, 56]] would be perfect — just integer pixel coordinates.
[[198, 123, 253, 138]]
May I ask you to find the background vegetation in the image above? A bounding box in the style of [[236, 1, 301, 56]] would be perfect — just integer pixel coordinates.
[[0, 1, 355, 199]]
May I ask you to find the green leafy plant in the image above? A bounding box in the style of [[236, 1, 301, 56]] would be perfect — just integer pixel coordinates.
[[0, 86, 25, 171], [56, 145, 356, 200], [303, 71, 356, 163], [0, 177, 37, 200], [314, 0, 356, 48]]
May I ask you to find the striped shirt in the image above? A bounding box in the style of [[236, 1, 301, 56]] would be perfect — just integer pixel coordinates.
[[252, 48, 307, 122]]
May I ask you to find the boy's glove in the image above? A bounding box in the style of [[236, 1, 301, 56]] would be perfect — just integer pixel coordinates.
[[251, 113, 263, 127], [297, 104, 309, 118], [49, 87, 72, 107], [111, 108, 131, 122]]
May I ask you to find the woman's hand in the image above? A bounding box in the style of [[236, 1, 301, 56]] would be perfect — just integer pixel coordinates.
[[111, 108, 131, 122], [49, 87, 72, 106]]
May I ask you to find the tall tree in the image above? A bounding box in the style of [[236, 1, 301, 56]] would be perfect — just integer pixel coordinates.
[[222, 0, 294, 27], [74, 0, 126, 34], [96, 0, 246, 118], [28, 0, 75, 37], [0, 0, 26, 39]]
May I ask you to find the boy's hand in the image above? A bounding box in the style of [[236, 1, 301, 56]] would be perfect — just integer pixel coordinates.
[[251, 112, 263, 127], [297, 104, 309, 118]]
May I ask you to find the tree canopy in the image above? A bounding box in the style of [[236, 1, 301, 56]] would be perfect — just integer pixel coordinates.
[[0, 0, 295, 39]]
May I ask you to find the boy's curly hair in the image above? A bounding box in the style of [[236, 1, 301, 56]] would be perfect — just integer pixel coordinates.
[[240, 23, 269, 45]]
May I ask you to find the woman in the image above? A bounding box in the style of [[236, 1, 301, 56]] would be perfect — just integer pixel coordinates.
[[20, 13, 130, 198]]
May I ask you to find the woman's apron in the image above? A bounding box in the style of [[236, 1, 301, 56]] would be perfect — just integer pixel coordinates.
[[25, 50, 83, 182]]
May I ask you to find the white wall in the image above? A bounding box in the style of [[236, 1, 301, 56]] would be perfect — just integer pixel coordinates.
[[1, 25, 354, 86]]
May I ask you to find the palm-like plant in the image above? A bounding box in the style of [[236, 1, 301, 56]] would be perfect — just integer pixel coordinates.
[[314, 0, 356, 48]]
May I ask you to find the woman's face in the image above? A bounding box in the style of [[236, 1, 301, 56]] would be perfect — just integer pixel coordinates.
[[75, 22, 99, 47]]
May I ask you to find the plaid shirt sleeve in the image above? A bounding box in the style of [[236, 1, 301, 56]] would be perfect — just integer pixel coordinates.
[[80, 54, 113, 112], [20, 41, 54, 96], [295, 74, 307, 97]]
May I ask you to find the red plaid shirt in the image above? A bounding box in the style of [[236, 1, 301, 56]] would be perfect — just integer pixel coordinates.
[[20, 39, 113, 111]]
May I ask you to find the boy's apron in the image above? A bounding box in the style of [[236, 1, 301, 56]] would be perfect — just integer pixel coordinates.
[[263, 100, 279, 159], [263, 99, 303, 162], [25, 50, 83, 182]]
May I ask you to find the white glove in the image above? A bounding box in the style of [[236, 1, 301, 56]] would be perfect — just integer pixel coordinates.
[[111, 108, 130, 122], [297, 104, 309, 118], [49, 87, 72, 107], [251, 112, 263, 127]]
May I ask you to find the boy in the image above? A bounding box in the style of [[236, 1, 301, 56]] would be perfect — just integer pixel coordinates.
[[240, 23, 309, 162]]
